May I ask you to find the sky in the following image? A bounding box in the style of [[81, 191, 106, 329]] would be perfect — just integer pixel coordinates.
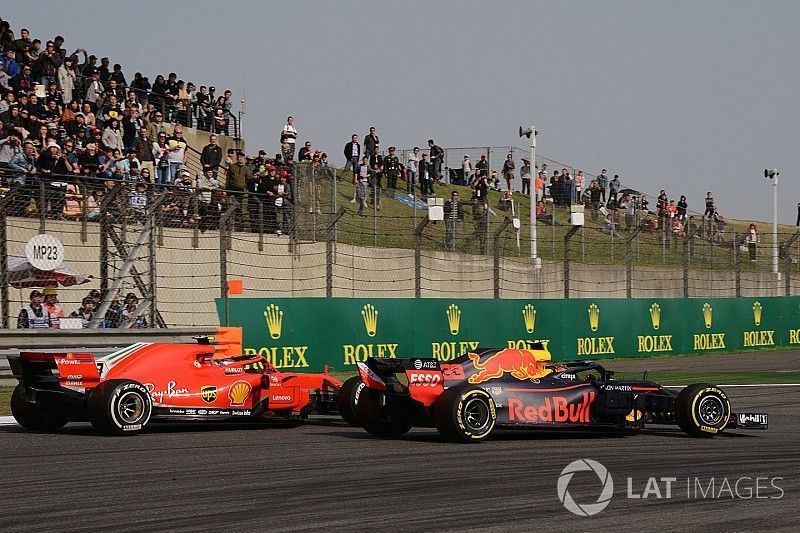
[[4, 1, 800, 222]]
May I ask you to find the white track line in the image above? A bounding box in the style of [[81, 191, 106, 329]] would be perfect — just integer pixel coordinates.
[[666, 383, 800, 388]]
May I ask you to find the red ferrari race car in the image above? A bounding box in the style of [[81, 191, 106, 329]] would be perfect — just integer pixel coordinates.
[[8, 328, 341, 435], [338, 345, 769, 442]]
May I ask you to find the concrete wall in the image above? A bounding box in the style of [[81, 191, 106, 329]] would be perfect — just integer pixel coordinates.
[[5, 216, 791, 327]]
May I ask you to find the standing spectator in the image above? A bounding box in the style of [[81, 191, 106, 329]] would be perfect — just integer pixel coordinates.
[[703, 192, 715, 218], [281, 116, 297, 162], [383, 146, 402, 191], [589, 180, 601, 221], [418, 152, 434, 197], [428, 139, 444, 183], [343, 134, 360, 176], [355, 156, 369, 216], [167, 126, 187, 184], [133, 126, 154, 177], [406, 147, 419, 197], [84, 69, 103, 106], [746, 223, 759, 262], [475, 154, 488, 177], [575, 170, 585, 196], [535, 171, 545, 201], [609, 174, 621, 204], [274, 171, 293, 234], [370, 162, 383, 210], [120, 106, 142, 151], [246, 168, 267, 232], [444, 190, 464, 250], [117, 148, 141, 182], [1, 49, 21, 79], [42, 287, 64, 329], [677, 195, 688, 221], [597, 169, 608, 203], [502, 153, 515, 192], [796, 202, 800, 227], [520, 157, 531, 196], [9, 140, 38, 215], [200, 133, 222, 176], [152, 132, 170, 187], [196, 164, 219, 229], [226, 151, 252, 220], [621, 194, 635, 229], [363, 127, 379, 160], [69, 296, 95, 328], [17, 289, 50, 329], [56, 56, 76, 104], [462, 154, 474, 185]]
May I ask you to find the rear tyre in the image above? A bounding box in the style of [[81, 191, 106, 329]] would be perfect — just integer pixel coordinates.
[[337, 376, 366, 426], [354, 386, 412, 438], [433, 384, 496, 443], [88, 380, 152, 435], [10, 385, 68, 431], [675, 383, 730, 438]]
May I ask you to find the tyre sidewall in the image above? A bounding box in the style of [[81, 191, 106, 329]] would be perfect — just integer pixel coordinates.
[[108, 381, 152, 433], [454, 387, 496, 441], [676, 383, 730, 437]]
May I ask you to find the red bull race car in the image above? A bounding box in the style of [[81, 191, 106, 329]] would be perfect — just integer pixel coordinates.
[[8, 328, 340, 435], [338, 345, 769, 442]]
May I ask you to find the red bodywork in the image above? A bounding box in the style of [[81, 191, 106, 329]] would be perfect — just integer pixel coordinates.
[[17, 328, 341, 422]]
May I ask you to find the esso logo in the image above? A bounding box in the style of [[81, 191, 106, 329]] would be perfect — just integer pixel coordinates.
[[408, 372, 442, 387]]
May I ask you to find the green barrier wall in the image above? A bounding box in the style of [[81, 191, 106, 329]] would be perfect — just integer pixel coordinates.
[[215, 297, 800, 371]]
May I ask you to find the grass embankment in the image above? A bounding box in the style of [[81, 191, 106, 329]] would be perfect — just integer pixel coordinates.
[[296, 170, 797, 271]]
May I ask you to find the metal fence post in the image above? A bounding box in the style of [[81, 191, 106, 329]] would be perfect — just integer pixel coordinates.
[[149, 202, 158, 328], [563, 226, 580, 298], [325, 208, 346, 297], [733, 237, 742, 297], [219, 199, 238, 326], [99, 184, 123, 295], [0, 197, 9, 328], [625, 227, 643, 298], [493, 218, 512, 298], [783, 233, 800, 296], [38, 179, 46, 234], [415, 217, 431, 298]]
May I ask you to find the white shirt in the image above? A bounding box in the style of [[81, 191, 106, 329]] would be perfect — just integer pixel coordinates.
[[407, 154, 418, 173], [282, 124, 297, 144]]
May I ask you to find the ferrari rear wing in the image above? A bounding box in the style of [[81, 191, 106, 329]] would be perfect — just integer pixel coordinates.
[[10, 351, 101, 391]]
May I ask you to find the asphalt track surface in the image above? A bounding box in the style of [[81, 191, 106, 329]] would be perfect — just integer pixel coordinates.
[[0, 386, 797, 532]]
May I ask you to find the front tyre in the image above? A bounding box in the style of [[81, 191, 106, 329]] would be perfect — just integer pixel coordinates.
[[88, 380, 152, 435], [10, 385, 68, 431], [433, 384, 496, 443], [675, 383, 730, 437]]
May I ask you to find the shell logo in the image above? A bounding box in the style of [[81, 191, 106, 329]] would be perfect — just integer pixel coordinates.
[[228, 381, 252, 406]]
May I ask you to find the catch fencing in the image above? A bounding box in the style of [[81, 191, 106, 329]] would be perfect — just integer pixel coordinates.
[[2, 158, 799, 329]]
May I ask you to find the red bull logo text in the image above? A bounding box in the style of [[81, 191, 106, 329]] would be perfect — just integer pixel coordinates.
[[468, 349, 550, 384], [508, 392, 596, 423]]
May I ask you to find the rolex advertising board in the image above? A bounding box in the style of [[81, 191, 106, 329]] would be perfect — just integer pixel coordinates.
[[216, 297, 800, 371]]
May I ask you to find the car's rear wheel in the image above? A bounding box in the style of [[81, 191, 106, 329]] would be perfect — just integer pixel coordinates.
[[353, 386, 412, 438], [10, 385, 68, 431], [433, 384, 496, 442], [675, 383, 730, 437], [88, 380, 152, 435], [337, 376, 366, 426]]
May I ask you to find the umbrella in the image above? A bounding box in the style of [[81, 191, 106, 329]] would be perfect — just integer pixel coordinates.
[[7, 255, 93, 289], [618, 188, 641, 196]]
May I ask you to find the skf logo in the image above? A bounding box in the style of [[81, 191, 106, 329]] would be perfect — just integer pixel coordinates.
[[523, 303, 536, 333], [228, 381, 251, 406], [702, 302, 713, 329], [753, 301, 762, 326], [200, 385, 218, 403], [446, 304, 461, 335], [264, 304, 284, 339], [588, 303, 600, 332], [649, 303, 661, 330], [362, 304, 378, 337]]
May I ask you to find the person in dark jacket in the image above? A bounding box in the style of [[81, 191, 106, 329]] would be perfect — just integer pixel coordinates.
[[200, 134, 223, 175], [343, 134, 360, 176], [428, 139, 444, 183], [363, 127, 379, 159]]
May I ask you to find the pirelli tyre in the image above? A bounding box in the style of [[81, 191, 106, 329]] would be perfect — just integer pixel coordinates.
[[433, 384, 496, 443], [337, 376, 366, 426], [675, 383, 731, 438], [88, 380, 152, 435], [10, 385, 68, 431]]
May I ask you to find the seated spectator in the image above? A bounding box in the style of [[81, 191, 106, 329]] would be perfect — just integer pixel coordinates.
[[63, 179, 84, 218], [69, 296, 95, 328], [120, 292, 147, 328], [42, 287, 64, 329], [498, 190, 513, 211], [17, 289, 49, 329]]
